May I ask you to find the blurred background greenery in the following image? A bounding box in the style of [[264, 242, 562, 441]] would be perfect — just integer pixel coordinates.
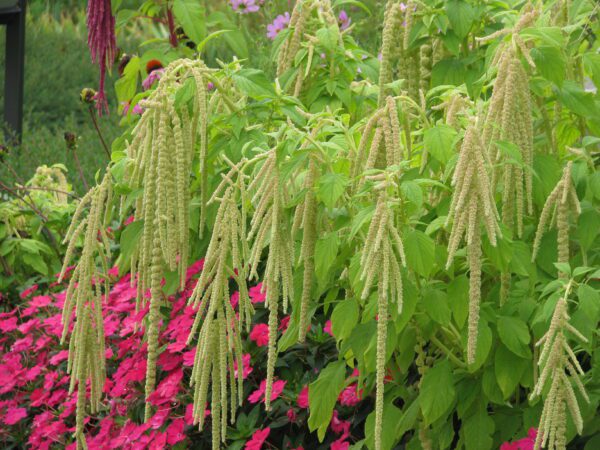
[[0, 1, 139, 193]]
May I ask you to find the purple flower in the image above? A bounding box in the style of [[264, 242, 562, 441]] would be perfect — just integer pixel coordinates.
[[338, 10, 351, 30], [267, 12, 291, 40], [142, 69, 164, 90], [230, 0, 260, 14], [207, 81, 215, 91]]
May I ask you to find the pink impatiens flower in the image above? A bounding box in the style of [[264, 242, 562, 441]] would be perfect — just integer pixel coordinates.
[[249, 323, 269, 347], [338, 384, 363, 406], [501, 428, 537, 450], [248, 379, 286, 404], [331, 438, 350, 450], [324, 320, 333, 337], [245, 427, 270, 450], [297, 385, 309, 409], [267, 12, 290, 40], [4, 407, 27, 425], [249, 284, 266, 303]]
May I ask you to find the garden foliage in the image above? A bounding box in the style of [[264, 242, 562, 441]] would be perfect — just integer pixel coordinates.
[[2, 0, 600, 450]]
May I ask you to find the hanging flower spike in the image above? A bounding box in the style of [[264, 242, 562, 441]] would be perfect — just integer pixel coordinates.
[[445, 122, 500, 364], [87, 0, 117, 115], [531, 294, 589, 450]]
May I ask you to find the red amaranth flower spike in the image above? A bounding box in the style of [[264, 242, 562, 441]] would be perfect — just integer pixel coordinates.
[[87, 0, 117, 115]]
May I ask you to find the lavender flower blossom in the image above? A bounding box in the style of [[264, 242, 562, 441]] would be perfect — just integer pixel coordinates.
[[230, 0, 260, 14], [267, 12, 291, 40], [142, 69, 165, 90], [338, 10, 351, 30]]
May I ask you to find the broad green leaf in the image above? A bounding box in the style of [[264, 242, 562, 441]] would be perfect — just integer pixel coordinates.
[[531, 46, 565, 86], [404, 230, 436, 278], [401, 180, 423, 210], [314, 232, 339, 287], [446, 0, 474, 39], [576, 209, 599, 251], [556, 81, 598, 117], [468, 321, 492, 372], [119, 220, 144, 273], [317, 173, 348, 208], [396, 397, 420, 440], [463, 405, 495, 450], [316, 25, 339, 53], [22, 253, 48, 275], [497, 316, 531, 358], [173, 0, 206, 44], [583, 52, 600, 89], [494, 344, 527, 399], [422, 287, 451, 326], [424, 124, 457, 164], [448, 275, 469, 329], [331, 297, 359, 340], [364, 399, 403, 450], [308, 360, 347, 441], [520, 26, 564, 48], [419, 360, 455, 425], [232, 69, 276, 99]]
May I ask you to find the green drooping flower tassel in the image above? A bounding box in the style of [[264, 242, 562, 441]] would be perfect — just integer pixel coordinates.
[[532, 162, 580, 270], [247, 150, 294, 410], [359, 190, 406, 450], [60, 172, 112, 449], [531, 292, 589, 450], [445, 122, 500, 364], [188, 185, 252, 449]]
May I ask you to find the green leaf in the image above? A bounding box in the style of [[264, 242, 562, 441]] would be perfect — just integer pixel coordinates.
[[364, 399, 402, 450], [22, 253, 48, 275], [232, 69, 276, 99], [463, 405, 495, 450], [396, 397, 420, 440], [173, 0, 206, 44], [576, 209, 599, 251], [494, 344, 527, 399], [446, 0, 474, 39], [520, 27, 564, 48], [422, 287, 451, 326], [448, 275, 469, 329], [308, 361, 347, 441], [419, 360, 456, 425], [317, 173, 348, 208], [316, 25, 339, 53], [556, 81, 598, 117], [468, 321, 492, 372], [583, 52, 600, 89], [531, 46, 566, 86], [119, 220, 144, 273], [314, 232, 339, 287], [403, 230, 436, 278], [331, 297, 359, 341], [497, 316, 531, 358], [424, 124, 457, 164]]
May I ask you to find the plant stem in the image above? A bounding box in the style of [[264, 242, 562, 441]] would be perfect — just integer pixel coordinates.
[[87, 107, 111, 159], [430, 335, 467, 369]]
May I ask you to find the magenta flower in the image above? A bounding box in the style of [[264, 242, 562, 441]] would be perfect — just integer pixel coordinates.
[[230, 0, 260, 14], [249, 283, 266, 303], [4, 407, 27, 425], [267, 12, 291, 40], [86, 0, 117, 114], [338, 384, 363, 406], [324, 319, 333, 336], [245, 427, 270, 450], [297, 385, 309, 408], [338, 10, 351, 30], [248, 379, 286, 404], [249, 323, 269, 347]]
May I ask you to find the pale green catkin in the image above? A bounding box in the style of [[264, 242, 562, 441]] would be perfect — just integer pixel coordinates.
[[359, 191, 406, 450], [445, 123, 500, 364], [378, 1, 402, 106], [188, 186, 251, 449], [532, 162, 580, 269], [248, 152, 293, 409], [60, 173, 112, 450], [531, 296, 589, 450], [297, 159, 318, 342]]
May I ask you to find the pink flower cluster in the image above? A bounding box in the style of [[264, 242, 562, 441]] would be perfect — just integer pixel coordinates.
[[501, 428, 537, 450]]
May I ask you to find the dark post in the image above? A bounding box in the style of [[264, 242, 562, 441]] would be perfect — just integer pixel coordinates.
[[2, 0, 26, 143]]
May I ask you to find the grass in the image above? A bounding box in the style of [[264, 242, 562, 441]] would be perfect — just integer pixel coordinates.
[[0, 7, 135, 194]]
